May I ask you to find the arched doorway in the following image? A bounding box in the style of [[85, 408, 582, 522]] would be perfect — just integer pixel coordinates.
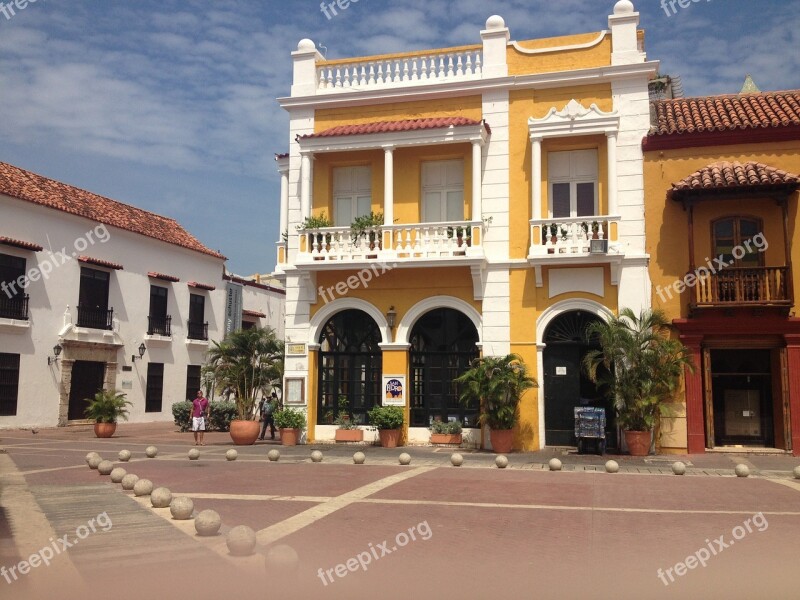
[[409, 308, 479, 427], [543, 310, 615, 447], [317, 309, 382, 425]]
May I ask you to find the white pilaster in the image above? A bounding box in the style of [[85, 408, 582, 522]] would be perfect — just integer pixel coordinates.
[[300, 152, 312, 221], [276, 157, 289, 238], [383, 146, 394, 226], [531, 136, 542, 221], [291, 39, 323, 96], [471, 141, 482, 222], [608, 1, 644, 66], [606, 132, 618, 215]]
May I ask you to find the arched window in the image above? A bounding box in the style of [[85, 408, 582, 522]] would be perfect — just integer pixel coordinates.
[[409, 308, 479, 427], [317, 310, 382, 425], [712, 217, 763, 268]]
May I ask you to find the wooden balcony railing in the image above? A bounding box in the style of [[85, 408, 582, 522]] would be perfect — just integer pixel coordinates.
[[692, 266, 793, 308]]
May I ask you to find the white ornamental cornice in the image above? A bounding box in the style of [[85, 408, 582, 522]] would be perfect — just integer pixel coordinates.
[[528, 99, 620, 139]]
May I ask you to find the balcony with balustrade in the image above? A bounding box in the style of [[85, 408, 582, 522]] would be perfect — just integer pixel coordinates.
[[691, 266, 793, 310]]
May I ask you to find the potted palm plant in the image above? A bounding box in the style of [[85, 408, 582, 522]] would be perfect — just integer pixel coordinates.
[[273, 407, 306, 446], [455, 354, 537, 454], [583, 308, 694, 456], [85, 389, 132, 438], [205, 327, 284, 445], [368, 405, 404, 448]]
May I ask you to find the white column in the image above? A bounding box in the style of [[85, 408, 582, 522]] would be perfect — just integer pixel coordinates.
[[300, 152, 311, 220], [383, 146, 394, 226], [471, 141, 482, 222], [531, 136, 542, 220], [279, 168, 289, 237], [606, 132, 618, 215]]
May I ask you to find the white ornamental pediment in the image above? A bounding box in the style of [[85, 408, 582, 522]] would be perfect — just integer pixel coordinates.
[[528, 99, 619, 138]]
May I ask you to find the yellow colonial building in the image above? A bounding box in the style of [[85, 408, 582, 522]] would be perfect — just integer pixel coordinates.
[[644, 83, 800, 456], [273, 1, 657, 450]]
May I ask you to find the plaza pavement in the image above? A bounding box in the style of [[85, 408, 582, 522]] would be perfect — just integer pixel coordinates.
[[1, 423, 798, 599]]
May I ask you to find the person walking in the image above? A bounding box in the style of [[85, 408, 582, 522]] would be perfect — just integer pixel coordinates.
[[191, 390, 210, 446], [259, 391, 278, 440]]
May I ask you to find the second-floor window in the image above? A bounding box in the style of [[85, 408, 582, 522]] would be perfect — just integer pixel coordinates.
[[712, 217, 763, 268], [148, 285, 170, 336], [0, 253, 27, 319], [78, 267, 112, 329], [333, 166, 372, 226], [188, 293, 207, 340], [422, 160, 464, 223], [548, 149, 598, 218]]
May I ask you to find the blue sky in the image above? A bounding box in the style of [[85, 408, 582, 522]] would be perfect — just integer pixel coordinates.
[[1, 0, 798, 275]]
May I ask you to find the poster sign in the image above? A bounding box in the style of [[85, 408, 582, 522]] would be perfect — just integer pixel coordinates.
[[286, 343, 307, 356], [224, 281, 244, 338], [382, 375, 405, 406]]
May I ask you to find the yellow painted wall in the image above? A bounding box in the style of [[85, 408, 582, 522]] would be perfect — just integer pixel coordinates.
[[644, 141, 800, 321], [314, 97, 482, 132], [312, 266, 480, 323], [507, 32, 611, 75], [508, 265, 619, 450], [507, 85, 614, 259]]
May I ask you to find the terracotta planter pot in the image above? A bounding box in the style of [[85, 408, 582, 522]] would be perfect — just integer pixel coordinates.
[[624, 430, 652, 456], [280, 428, 301, 446], [229, 420, 260, 446], [378, 429, 401, 448], [94, 422, 116, 438], [430, 433, 462, 445], [490, 429, 514, 453], [335, 429, 364, 442]]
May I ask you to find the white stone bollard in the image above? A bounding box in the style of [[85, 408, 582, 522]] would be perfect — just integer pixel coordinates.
[[145, 446, 158, 458], [121, 474, 139, 491], [195, 509, 222, 536], [188, 448, 200, 460], [151, 487, 172, 508], [133, 479, 154, 497], [398, 453, 411, 466], [97, 460, 114, 475], [118, 450, 131, 462], [170, 496, 194, 520], [549, 458, 563, 471], [605, 460, 619, 474], [110, 467, 127, 483], [226, 449, 238, 461], [310, 450, 323, 463], [226, 525, 257, 556], [450, 453, 463, 467], [735, 464, 750, 478], [495, 455, 509, 469], [267, 449, 280, 462], [353, 452, 366, 465], [672, 461, 686, 475]]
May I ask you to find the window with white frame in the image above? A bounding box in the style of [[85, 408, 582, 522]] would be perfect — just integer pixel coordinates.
[[421, 160, 464, 223], [333, 166, 372, 226], [548, 149, 598, 218]]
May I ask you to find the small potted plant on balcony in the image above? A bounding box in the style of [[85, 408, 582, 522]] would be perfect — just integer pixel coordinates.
[[549, 223, 558, 244], [447, 226, 471, 248], [429, 419, 463, 445], [591, 220, 600, 240], [368, 405, 404, 448], [85, 389, 132, 438], [273, 407, 306, 446], [298, 212, 333, 257], [350, 212, 384, 252]]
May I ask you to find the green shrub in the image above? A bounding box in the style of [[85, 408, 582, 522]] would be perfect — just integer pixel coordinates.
[[85, 390, 131, 424], [172, 401, 192, 432], [368, 405, 404, 430], [429, 420, 462, 435], [274, 408, 307, 430], [209, 400, 238, 432]]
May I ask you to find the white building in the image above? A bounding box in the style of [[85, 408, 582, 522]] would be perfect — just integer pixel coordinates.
[[0, 161, 284, 429]]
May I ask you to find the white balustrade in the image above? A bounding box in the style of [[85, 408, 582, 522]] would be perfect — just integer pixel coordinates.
[[297, 221, 481, 263], [316, 49, 483, 91], [528, 216, 620, 256]]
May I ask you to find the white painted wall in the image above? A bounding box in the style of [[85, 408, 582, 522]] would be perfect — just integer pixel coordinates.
[[0, 194, 284, 429]]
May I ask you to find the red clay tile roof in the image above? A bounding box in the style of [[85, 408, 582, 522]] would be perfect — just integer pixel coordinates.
[[301, 117, 486, 138], [242, 309, 266, 318], [671, 162, 800, 193], [148, 271, 180, 282], [78, 255, 123, 270], [187, 281, 216, 291], [0, 161, 225, 260], [0, 236, 43, 252], [650, 90, 800, 137]]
